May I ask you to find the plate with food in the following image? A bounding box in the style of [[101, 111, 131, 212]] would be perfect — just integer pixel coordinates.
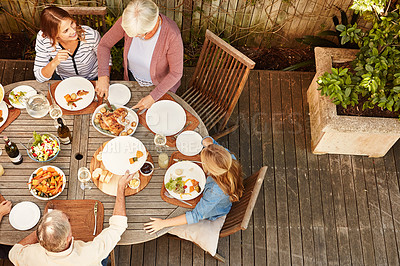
[[54, 77, 95, 110], [0, 83, 4, 102], [102, 136, 147, 175], [27, 132, 60, 162], [92, 103, 139, 137], [9, 201, 41, 230], [146, 100, 186, 136], [28, 165, 66, 200], [108, 83, 131, 106], [164, 161, 206, 200], [0, 101, 9, 128], [8, 85, 37, 109]]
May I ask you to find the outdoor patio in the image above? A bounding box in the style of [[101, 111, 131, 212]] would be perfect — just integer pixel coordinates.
[[1, 59, 400, 265]]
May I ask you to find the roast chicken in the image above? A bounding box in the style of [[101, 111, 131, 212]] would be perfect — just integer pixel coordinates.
[[98, 108, 128, 136]]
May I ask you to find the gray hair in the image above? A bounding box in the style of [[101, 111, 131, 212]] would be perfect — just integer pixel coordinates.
[[121, 0, 159, 37], [37, 210, 71, 252]]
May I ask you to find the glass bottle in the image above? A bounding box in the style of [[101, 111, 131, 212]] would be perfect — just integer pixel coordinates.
[[3, 136, 23, 165], [57, 118, 72, 145]]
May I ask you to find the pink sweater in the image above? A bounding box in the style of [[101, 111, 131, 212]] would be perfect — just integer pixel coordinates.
[[97, 14, 184, 101]]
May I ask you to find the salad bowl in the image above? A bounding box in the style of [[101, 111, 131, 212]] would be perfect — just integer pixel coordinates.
[[26, 132, 60, 162]]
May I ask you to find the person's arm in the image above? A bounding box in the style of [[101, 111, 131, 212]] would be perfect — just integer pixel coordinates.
[[144, 214, 187, 234], [96, 17, 125, 99], [0, 200, 11, 222], [18, 231, 38, 245], [113, 171, 134, 216]]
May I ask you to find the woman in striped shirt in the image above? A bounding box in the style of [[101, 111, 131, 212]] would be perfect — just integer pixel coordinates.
[[33, 6, 100, 83]]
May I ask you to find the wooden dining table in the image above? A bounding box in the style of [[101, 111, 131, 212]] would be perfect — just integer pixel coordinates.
[[0, 80, 208, 245]]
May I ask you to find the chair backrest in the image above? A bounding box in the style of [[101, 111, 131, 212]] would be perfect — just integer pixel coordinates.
[[61, 7, 107, 35], [181, 30, 255, 132], [219, 166, 267, 238]]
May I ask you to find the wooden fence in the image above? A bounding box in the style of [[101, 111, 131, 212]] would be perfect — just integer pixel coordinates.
[[0, 0, 379, 47]]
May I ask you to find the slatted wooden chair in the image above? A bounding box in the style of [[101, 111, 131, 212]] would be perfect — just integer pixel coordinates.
[[61, 7, 107, 35], [181, 30, 255, 140]]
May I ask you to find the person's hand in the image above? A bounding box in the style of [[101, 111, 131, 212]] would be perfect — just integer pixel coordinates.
[[133, 95, 155, 111], [0, 200, 12, 218], [53, 50, 70, 65], [144, 217, 166, 234], [202, 137, 213, 147], [96, 76, 110, 99], [118, 170, 134, 189]]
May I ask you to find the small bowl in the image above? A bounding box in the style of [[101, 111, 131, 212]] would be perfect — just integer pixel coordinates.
[[128, 177, 141, 189], [140, 161, 154, 176], [27, 133, 60, 163]]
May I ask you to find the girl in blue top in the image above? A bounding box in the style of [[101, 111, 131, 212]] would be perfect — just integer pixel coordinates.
[[144, 137, 244, 233]]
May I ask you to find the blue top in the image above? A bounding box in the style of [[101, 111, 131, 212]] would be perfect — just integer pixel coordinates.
[[185, 136, 236, 224]]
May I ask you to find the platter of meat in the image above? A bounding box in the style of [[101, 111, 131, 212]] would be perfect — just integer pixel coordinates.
[[54, 77, 95, 111], [91, 103, 139, 137]]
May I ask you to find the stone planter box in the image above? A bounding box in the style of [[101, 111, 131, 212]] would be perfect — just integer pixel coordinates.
[[307, 47, 400, 157]]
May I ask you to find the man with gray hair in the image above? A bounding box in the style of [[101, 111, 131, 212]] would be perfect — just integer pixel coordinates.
[[9, 171, 134, 265]]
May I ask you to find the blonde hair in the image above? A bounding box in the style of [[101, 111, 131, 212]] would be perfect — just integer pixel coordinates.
[[37, 210, 71, 252], [121, 0, 159, 37], [201, 144, 243, 202]]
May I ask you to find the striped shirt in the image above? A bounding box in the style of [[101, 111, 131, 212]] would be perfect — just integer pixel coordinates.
[[34, 25, 100, 82]]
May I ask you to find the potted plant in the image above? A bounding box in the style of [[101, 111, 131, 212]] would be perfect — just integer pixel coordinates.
[[307, 3, 400, 157]]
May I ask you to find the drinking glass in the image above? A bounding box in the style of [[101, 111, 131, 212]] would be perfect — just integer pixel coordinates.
[[78, 167, 92, 190], [21, 93, 50, 118], [154, 134, 167, 153], [49, 104, 63, 128], [158, 153, 169, 169]]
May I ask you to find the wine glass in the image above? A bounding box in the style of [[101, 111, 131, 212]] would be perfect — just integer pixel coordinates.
[[49, 104, 63, 128], [78, 167, 92, 190], [154, 134, 167, 153]]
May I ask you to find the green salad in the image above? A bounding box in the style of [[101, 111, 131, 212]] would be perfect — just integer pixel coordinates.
[[165, 177, 185, 194], [9, 90, 27, 105]]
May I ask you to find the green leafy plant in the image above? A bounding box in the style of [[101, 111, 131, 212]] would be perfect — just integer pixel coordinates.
[[317, 4, 400, 116], [105, 14, 124, 78]]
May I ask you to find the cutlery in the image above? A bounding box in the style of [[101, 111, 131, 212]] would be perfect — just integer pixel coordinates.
[[173, 158, 203, 164], [93, 201, 98, 235], [138, 108, 147, 115], [164, 191, 192, 206], [5, 101, 14, 110], [172, 121, 192, 139], [104, 98, 113, 109], [48, 83, 55, 105]]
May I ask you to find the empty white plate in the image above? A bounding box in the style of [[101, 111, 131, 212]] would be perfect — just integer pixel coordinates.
[[9, 201, 41, 230], [146, 100, 186, 136], [176, 131, 203, 156], [108, 84, 131, 106]]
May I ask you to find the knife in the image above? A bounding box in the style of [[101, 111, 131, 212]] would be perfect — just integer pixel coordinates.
[[93, 201, 98, 235], [104, 98, 113, 109]]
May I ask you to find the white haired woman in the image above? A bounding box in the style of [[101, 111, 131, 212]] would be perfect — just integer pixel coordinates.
[[96, 0, 184, 111]]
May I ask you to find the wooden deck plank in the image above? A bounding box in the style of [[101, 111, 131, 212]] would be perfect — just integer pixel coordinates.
[[328, 154, 351, 265], [143, 240, 157, 266], [249, 71, 266, 266], [282, 72, 303, 265], [351, 156, 377, 266], [238, 68, 254, 265], [259, 71, 279, 266], [2, 61, 15, 85], [131, 243, 144, 265], [340, 155, 364, 265], [292, 72, 315, 265], [301, 72, 328, 266], [373, 157, 400, 266], [270, 72, 291, 265]]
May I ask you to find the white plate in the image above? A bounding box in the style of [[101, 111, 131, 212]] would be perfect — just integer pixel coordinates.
[[9, 201, 41, 230], [176, 131, 203, 156], [146, 100, 186, 136], [91, 104, 139, 137], [28, 165, 66, 200], [0, 101, 9, 128], [8, 85, 37, 109], [102, 136, 147, 175], [54, 77, 95, 111], [164, 161, 206, 200], [108, 84, 131, 106], [0, 83, 4, 102]]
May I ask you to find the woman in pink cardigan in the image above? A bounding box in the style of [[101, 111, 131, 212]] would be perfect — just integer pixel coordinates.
[[96, 0, 184, 110]]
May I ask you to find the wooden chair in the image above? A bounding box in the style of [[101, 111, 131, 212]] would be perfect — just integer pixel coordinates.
[[168, 166, 267, 262], [61, 7, 107, 35], [181, 30, 255, 140]]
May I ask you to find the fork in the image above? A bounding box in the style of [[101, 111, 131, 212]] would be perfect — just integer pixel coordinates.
[[164, 191, 192, 206], [5, 101, 14, 110]]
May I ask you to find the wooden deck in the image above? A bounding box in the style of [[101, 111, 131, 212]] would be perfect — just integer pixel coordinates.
[[1, 59, 400, 265]]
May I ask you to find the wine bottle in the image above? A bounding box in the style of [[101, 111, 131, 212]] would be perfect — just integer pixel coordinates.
[[57, 118, 72, 145], [3, 136, 23, 165]]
